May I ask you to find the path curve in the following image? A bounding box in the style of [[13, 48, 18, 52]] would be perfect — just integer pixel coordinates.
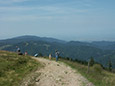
[[34, 58, 94, 86]]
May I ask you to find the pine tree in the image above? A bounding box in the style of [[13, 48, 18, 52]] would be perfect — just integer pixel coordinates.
[[90, 57, 95, 66], [108, 59, 112, 72]]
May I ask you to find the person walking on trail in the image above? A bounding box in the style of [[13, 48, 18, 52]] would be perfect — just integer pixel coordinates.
[[55, 50, 59, 61], [49, 54, 52, 60]]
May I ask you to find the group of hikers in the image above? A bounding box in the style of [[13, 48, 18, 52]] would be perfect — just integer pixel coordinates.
[[49, 50, 60, 61], [16, 46, 60, 61]]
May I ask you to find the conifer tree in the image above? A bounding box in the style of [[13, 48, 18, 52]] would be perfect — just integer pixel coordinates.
[[90, 57, 95, 66], [108, 59, 112, 71]]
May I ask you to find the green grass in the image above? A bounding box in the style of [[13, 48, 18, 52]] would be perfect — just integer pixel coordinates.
[[0, 50, 42, 86], [59, 58, 115, 86]]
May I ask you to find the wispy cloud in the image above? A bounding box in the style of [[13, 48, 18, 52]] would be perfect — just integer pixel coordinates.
[[0, 15, 53, 22], [0, 0, 29, 4], [0, 5, 88, 22], [0, 6, 88, 13], [0, 0, 91, 22], [0, 6, 37, 11]]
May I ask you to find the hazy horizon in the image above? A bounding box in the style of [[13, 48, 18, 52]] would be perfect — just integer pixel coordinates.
[[0, 0, 115, 41], [1, 35, 115, 42]]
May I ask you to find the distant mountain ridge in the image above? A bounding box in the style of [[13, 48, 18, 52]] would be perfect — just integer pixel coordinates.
[[1, 35, 115, 49], [0, 35, 66, 44], [0, 35, 115, 68]]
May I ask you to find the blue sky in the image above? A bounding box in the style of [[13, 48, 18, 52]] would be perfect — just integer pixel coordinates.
[[0, 0, 115, 41]]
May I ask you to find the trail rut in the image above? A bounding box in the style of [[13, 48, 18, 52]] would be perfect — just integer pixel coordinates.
[[33, 58, 94, 86]]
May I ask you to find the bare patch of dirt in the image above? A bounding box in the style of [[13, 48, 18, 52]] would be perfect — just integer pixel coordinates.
[[33, 58, 94, 86]]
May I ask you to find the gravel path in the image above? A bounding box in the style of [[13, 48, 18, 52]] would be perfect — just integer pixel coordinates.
[[33, 58, 94, 86]]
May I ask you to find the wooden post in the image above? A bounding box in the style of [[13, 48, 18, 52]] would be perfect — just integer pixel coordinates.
[[87, 60, 90, 73]]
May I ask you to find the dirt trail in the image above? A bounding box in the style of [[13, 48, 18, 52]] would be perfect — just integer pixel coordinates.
[[33, 58, 94, 86]]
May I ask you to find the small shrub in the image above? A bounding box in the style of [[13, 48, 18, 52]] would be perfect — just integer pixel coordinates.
[[93, 64, 103, 74], [0, 71, 5, 77], [16, 58, 28, 65]]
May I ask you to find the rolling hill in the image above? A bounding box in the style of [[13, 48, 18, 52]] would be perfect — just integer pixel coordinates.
[[0, 35, 115, 68]]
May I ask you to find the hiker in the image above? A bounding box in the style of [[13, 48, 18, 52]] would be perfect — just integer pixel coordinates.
[[55, 50, 59, 61], [49, 54, 52, 60], [16, 47, 21, 55], [16, 47, 23, 55], [17, 47, 20, 53], [24, 51, 28, 56]]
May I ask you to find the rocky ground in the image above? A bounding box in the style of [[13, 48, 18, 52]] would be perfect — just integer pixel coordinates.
[[21, 57, 94, 86]]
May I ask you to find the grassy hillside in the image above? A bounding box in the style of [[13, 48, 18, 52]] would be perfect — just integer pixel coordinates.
[[0, 51, 42, 86], [59, 58, 115, 86]]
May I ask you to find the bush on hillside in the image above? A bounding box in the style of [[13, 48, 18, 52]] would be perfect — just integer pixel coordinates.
[[39, 53, 43, 57], [92, 64, 103, 74]]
